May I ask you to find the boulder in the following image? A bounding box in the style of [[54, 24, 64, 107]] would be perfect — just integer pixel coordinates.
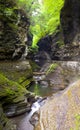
[[0, 60, 35, 118], [46, 66, 65, 91], [4, 101, 31, 117], [35, 80, 80, 130], [0, 72, 32, 117], [29, 112, 39, 126], [39, 61, 80, 92]]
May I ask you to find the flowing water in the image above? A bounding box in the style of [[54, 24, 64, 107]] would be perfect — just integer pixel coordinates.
[[15, 82, 55, 130], [11, 99, 44, 130], [1, 60, 80, 130]]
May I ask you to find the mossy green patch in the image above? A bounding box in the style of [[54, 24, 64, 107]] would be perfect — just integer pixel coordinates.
[[29, 60, 40, 71], [30, 0, 64, 48], [70, 114, 80, 130], [19, 77, 33, 88], [46, 63, 58, 75], [75, 114, 80, 130], [0, 72, 28, 104], [0, 61, 33, 88]]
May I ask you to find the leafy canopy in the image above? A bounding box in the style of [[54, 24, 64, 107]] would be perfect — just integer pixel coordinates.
[[17, 0, 64, 48], [30, 0, 64, 48], [1, 0, 64, 48]]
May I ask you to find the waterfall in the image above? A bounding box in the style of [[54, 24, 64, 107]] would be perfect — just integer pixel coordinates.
[[18, 99, 42, 130], [29, 101, 40, 119]]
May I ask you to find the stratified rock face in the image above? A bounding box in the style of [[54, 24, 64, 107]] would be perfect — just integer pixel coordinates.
[[61, 0, 80, 45], [35, 80, 80, 130], [0, 61, 33, 117], [0, 104, 16, 130], [50, 0, 80, 60], [0, 0, 29, 60], [0, 60, 32, 86]]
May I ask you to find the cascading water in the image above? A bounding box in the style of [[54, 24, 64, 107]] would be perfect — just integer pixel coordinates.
[[29, 101, 40, 118], [18, 98, 44, 130]]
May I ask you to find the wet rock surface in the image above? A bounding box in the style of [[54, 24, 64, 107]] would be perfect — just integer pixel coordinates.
[[0, 104, 16, 130], [45, 61, 80, 90], [9, 97, 46, 130], [0, 60, 80, 130], [0, 60, 35, 127], [35, 79, 80, 130], [32, 61, 80, 93], [4, 99, 31, 117], [0, 1, 80, 130], [29, 112, 39, 127], [0, 72, 31, 118]]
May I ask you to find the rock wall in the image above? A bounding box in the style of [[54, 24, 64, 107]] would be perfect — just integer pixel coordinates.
[[0, 62, 34, 129], [51, 0, 80, 60], [0, 104, 16, 130], [37, 0, 80, 61], [0, 0, 29, 60], [61, 0, 80, 45]]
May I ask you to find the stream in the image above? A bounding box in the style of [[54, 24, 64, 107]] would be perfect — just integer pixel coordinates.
[[27, 81, 54, 97], [18, 100, 40, 130], [10, 82, 58, 130], [1, 60, 80, 130], [10, 98, 46, 130]]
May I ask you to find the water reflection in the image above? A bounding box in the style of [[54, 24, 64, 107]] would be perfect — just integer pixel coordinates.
[[28, 82, 53, 97]]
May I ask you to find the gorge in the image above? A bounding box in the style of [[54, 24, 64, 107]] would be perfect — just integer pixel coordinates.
[[0, 0, 80, 130]]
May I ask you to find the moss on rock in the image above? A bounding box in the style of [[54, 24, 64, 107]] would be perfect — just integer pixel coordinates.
[[0, 0, 29, 60], [0, 61, 33, 88], [0, 72, 28, 104]]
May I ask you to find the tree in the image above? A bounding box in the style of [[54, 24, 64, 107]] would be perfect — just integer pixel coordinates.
[[30, 0, 64, 48]]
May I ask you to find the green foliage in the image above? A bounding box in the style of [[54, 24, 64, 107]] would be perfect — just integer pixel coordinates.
[[0, 0, 19, 34], [30, 0, 64, 48], [75, 114, 80, 130], [16, 0, 64, 48], [70, 114, 80, 130], [17, 0, 36, 17], [0, 0, 17, 20], [0, 73, 28, 104], [46, 63, 58, 75], [0, 0, 64, 48]]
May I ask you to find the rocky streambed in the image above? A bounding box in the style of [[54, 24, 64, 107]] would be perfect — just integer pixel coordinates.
[[0, 60, 80, 130]]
